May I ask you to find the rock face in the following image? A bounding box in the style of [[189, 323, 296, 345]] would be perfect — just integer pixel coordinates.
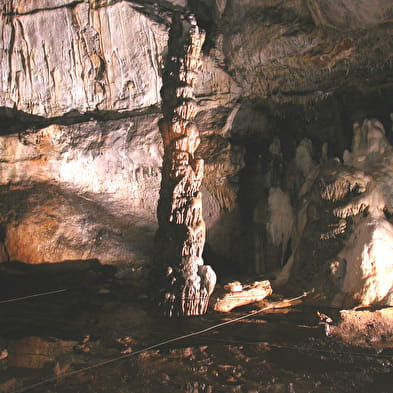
[[219, 0, 393, 105], [0, 115, 163, 265], [1, 1, 167, 117], [0, 111, 241, 267], [1, 116, 162, 218]]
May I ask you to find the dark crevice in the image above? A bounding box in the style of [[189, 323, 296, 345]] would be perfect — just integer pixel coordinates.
[[127, 1, 184, 27], [188, 0, 217, 52], [6, 18, 15, 83], [383, 207, 393, 222], [2, 1, 175, 27], [1, 0, 84, 17], [0, 105, 161, 135], [0, 223, 6, 243]]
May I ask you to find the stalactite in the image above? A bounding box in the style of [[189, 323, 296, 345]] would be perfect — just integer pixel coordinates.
[[155, 12, 216, 317]]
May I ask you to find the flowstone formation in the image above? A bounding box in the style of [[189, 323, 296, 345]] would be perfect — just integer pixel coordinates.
[[278, 118, 393, 308], [155, 13, 216, 317]]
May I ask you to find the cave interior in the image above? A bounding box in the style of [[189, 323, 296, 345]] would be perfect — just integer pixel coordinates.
[[2, 0, 393, 391]]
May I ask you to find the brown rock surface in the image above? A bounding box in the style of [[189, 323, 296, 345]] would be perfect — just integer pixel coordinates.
[[329, 308, 393, 347], [1, 184, 155, 265], [219, 0, 393, 105]]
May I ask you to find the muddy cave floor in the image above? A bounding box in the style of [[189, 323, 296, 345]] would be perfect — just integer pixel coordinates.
[[0, 261, 393, 393]]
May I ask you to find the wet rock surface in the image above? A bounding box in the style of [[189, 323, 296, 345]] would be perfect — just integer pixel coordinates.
[[1, 264, 393, 393]]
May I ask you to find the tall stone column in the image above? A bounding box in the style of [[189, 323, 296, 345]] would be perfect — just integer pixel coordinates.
[[155, 13, 216, 317]]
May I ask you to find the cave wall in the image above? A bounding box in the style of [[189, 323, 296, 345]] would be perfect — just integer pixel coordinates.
[[0, 1, 166, 116], [0, 0, 242, 271]]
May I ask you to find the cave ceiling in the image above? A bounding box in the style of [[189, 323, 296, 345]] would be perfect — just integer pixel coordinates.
[[1, 0, 393, 129], [218, 0, 393, 106]]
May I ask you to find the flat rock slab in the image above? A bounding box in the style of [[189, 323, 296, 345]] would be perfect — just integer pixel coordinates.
[[212, 280, 272, 312]]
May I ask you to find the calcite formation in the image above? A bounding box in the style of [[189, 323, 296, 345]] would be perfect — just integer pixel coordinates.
[[277, 119, 393, 307], [155, 13, 216, 317], [0, 0, 241, 269]]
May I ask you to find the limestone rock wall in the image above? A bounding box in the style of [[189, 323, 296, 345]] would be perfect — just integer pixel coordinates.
[[0, 1, 243, 269], [1, 184, 156, 265], [2, 0, 393, 115], [307, 0, 393, 30], [0, 115, 163, 265], [1, 1, 167, 117], [1, 116, 163, 219], [0, 111, 243, 266]]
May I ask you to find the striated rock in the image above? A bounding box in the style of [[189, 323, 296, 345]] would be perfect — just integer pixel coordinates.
[[5, 1, 80, 15], [1, 1, 167, 117], [0, 111, 242, 267], [1, 0, 393, 114], [0, 0, 241, 120], [194, 54, 241, 107], [0, 113, 162, 265], [2, 0, 393, 317], [0, 115, 163, 220], [307, 0, 393, 30]]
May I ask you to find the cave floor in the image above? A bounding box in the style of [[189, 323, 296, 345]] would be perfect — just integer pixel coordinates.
[[0, 262, 393, 393]]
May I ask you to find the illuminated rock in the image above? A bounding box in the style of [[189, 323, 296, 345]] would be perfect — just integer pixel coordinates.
[[277, 119, 393, 307], [0, 1, 167, 117], [155, 13, 216, 316]]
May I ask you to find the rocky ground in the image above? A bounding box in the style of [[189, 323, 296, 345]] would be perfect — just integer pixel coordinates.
[[1, 262, 393, 393]]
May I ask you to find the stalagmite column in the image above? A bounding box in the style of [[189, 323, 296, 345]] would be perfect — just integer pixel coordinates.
[[155, 12, 216, 317]]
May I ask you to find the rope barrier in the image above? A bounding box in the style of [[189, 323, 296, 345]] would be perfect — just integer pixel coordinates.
[[192, 336, 393, 360], [10, 292, 309, 393], [0, 289, 68, 304]]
